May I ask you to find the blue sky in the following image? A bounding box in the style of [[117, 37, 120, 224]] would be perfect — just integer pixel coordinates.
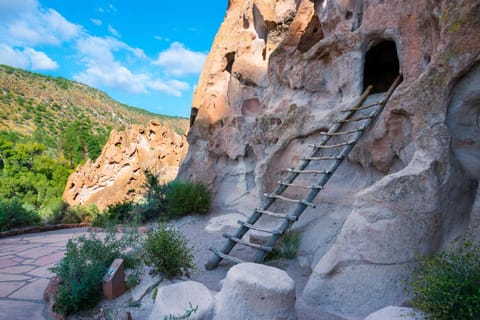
[[0, 0, 227, 117]]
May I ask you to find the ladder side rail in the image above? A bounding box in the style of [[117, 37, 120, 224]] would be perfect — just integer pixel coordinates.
[[205, 85, 375, 270], [254, 76, 402, 263]]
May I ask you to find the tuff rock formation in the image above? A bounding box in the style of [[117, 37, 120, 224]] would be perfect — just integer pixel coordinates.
[[179, 0, 480, 318], [63, 121, 187, 210]]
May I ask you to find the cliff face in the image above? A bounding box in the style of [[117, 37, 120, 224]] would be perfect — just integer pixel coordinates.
[[63, 121, 187, 210], [179, 0, 480, 317]]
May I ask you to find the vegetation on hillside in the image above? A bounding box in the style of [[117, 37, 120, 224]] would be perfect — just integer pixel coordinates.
[[0, 64, 188, 137], [0, 64, 189, 231]]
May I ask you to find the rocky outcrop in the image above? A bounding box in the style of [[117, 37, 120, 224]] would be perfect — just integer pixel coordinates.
[[179, 0, 480, 318], [63, 121, 187, 210]]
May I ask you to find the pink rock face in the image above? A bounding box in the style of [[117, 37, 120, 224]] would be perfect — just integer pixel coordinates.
[[63, 121, 187, 210], [179, 0, 480, 317]]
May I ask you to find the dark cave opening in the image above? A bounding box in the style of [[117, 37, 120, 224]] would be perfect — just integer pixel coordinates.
[[363, 40, 400, 93]]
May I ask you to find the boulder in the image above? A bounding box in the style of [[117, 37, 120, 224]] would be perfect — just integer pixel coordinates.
[[148, 281, 214, 320], [214, 263, 296, 320], [364, 306, 426, 320]]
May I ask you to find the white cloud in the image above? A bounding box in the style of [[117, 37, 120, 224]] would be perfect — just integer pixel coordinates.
[[74, 35, 188, 96], [148, 79, 190, 96], [0, 44, 57, 70], [108, 24, 121, 38], [24, 48, 58, 70], [0, 0, 37, 21], [153, 42, 206, 76], [91, 18, 102, 26], [75, 63, 148, 94], [0, 6, 81, 46]]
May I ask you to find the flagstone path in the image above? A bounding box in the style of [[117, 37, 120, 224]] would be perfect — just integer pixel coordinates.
[[0, 228, 90, 320]]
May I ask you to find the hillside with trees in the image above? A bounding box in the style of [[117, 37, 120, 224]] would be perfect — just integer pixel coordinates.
[[0, 65, 189, 230]]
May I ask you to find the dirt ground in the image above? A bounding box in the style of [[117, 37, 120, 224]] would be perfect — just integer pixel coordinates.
[[69, 211, 346, 320]]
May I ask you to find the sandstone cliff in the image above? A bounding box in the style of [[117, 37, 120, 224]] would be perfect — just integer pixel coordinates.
[[179, 0, 480, 318], [63, 121, 187, 210]]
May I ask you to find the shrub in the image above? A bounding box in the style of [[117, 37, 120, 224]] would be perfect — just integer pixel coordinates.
[[142, 224, 195, 278], [408, 241, 480, 320], [267, 230, 301, 260], [165, 181, 211, 218], [92, 200, 135, 227], [0, 198, 41, 231], [50, 232, 139, 316], [139, 169, 168, 221]]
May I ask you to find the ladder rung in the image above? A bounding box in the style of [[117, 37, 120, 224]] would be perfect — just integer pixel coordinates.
[[223, 234, 273, 252], [319, 127, 365, 136], [278, 181, 324, 190], [237, 220, 283, 235], [209, 247, 245, 264], [255, 209, 297, 221], [309, 140, 356, 149], [333, 114, 374, 124], [341, 101, 382, 112], [286, 168, 331, 175], [264, 193, 316, 208], [303, 156, 344, 161]]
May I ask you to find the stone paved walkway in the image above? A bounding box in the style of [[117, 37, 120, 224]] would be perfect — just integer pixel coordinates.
[[0, 228, 90, 320]]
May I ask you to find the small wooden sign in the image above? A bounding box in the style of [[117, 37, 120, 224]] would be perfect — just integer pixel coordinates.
[[103, 258, 126, 300]]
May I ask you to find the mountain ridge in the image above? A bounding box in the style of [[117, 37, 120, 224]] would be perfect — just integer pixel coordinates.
[[0, 64, 189, 139]]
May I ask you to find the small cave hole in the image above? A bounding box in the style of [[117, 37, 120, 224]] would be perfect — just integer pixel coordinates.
[[190, 107, 198, 127], [345, 11, 353, 20], [298, 15, 324, 53], [363, 40, 400, 93], [224, 52, 235, 74]]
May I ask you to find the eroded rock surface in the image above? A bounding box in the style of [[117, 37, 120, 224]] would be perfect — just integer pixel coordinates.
[[214, 263, 296, 320], [63, 121, 187, 210], [179, 0, 480, 318]]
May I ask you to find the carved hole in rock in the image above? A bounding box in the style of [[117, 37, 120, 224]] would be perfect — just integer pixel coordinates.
[[242, 98, 262, 116], [253, 4, 267, 41], [363, 40, 400, 93], [345, 11, 353, 20], [447, 63, 480, 180], [224, 52, 235, 74], [190, 107, 198, 127], [298, 14, 324, 53]]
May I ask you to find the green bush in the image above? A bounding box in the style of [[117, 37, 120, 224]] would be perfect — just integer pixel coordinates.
[[267, 230, 301, 261], [165, 181, 211, 218], [140, 170, 168, 220], [42, 201, 98, 225], [0, 198, 41, 231], [92, 200, 135, 227], [408, 241, 480, 320], [50, 232, 139, 316], [142, 224, 195, 278]]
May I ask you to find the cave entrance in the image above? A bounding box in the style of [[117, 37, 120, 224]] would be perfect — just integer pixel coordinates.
[[363, 40, 399, 93]]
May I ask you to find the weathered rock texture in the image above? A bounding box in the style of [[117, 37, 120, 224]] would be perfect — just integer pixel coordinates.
[[214, 263, 296, 320], [148, 281, 214, 320], [64, 121, 187, 210], [180, 0, 480, 318]]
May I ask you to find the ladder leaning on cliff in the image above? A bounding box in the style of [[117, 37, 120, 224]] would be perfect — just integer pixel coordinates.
[[205, 75, 403, 270]]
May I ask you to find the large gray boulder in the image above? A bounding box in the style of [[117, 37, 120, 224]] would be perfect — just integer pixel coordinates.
[[148, 281, 214, 320], [364, 306, 426, 320], [214, 263, 296, 320]]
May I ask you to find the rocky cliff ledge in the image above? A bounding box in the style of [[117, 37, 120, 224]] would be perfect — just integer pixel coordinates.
[[179, 0, 480, 317], [63, 121, 187, 210]]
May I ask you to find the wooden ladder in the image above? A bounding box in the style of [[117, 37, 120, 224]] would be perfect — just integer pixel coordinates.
[[205, 75, 402, 270]]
